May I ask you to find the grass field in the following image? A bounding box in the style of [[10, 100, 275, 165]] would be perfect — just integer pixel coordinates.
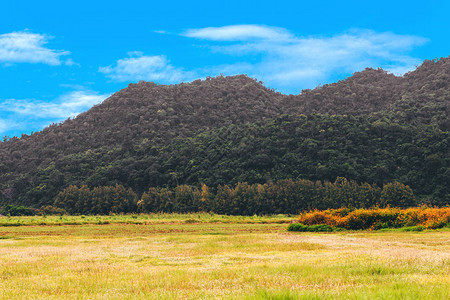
[[0, 214, 448, 299]]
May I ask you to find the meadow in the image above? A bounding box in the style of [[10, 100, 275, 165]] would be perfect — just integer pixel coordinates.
[[0, 214, 448, 299]]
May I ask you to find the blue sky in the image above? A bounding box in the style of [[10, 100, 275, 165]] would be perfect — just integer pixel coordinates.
[[0, 0, 448, 138]]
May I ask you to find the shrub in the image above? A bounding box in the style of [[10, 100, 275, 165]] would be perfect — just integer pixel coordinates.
[[294, 207, 450, 230], [340, 208, 403, 230], [288, 223, 333, 232], [308, 224, 334, 232], [1, 204, 35, 216], [401, 226, 425, 232], [298, 210, 339, 226], [288, 223, 307, 232], [39, 205, 67, 216]]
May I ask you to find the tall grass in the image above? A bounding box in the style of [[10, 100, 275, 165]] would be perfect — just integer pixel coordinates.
[[0, 213, 292, 227], [0, 219, 448, 299]]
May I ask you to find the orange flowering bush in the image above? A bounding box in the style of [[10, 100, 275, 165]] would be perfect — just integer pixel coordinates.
[[296, 207, 450, 230], [297, 210, 339, 226]]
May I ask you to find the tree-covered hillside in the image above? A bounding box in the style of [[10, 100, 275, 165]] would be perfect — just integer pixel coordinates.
[[0, 57, 449, 209]]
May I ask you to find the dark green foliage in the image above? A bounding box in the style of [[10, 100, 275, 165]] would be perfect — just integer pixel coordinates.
[[39, 205, 67, 215], [137, 187, 174, 213], [426, 220, 449, 229], [343, 211, 402, 230], [161, 115, 448, 206], [53, 184, 137, 214], [399, 226, 425, 232], [51, 177, 416, 215], [174, 185, 201, 213], [0, 57, 449, 210], [380, 182, 415, 208], [287, 223, 334, 232], [1, 204, 35, 216], [150, 177, 411, 215]]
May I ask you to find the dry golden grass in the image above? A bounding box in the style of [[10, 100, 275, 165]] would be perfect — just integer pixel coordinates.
[[0, 215, 448, 299]]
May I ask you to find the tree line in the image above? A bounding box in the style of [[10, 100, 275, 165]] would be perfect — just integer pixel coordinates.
[[49, 178, 415, 215]]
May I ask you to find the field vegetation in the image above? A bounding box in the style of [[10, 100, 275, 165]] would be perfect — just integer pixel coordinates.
[[290, 207, 450, 231], [0, 214, 448, 299], [0, 213, 292, 227], [44, 178, 414, 216]]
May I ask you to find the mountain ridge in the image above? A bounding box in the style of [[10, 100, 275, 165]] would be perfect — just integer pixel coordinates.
[[0, 56, 449, 207]]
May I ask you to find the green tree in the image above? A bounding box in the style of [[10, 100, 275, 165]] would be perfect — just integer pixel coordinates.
[[380, 182, 415, 208]]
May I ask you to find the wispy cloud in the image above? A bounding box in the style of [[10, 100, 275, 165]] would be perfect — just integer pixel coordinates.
[[0, 119, 8, 137], [99, 52, 194, 83], [182, 24, 293, 41], [0, 90, 110, 119], [0, 31, 71, 65], [0, 90, 110, 137], [181, 26, 427, 90], [100, 25, 427, 92]]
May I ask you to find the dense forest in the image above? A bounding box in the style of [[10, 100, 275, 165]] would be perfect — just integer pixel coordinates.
[[0, 57, 449, 212], [48, 179, 413, 216]]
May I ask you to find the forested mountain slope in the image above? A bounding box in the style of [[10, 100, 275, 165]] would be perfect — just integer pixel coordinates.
[[0, 57, 449, 208]]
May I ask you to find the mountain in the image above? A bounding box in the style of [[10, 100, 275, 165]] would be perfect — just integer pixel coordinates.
[[0, 57, 449, 208]]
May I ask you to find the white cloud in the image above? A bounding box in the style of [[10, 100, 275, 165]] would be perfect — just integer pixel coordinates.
[[182, 24, 292, 41], [99, 52, 194, 83], [64, 58, 79, 66], [385, 64, 418, 76], [0, 31, 71, 65], [154, 30, 169, 35], [0, 119, 8, 136], [182, 26, 427, 91], [0, 90, 110, 119], [99, 25, 427, 92]]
